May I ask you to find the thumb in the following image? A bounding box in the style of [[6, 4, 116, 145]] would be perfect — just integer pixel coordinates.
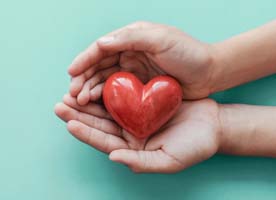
[[109, 149, 182, 173], [97, 22, 174, 53]]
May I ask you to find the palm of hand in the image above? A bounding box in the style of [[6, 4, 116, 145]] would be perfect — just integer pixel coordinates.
[[55, 95, 220, 173]]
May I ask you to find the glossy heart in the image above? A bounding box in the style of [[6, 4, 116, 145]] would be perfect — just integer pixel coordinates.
[[103, 72, 183, 139]]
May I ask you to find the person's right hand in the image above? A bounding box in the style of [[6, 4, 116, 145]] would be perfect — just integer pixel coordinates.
[[68, 21, 216, 105]]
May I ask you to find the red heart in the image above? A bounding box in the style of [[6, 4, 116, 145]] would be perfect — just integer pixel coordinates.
[[103, 72, 183, 139]]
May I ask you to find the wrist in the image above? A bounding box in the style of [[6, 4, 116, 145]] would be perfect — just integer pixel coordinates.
[[216, 103, 244, 154], [216, 103, 276, 156], [182, 43, 221, 99], [216, 103, 232, 154], [207, 43, 227, 95]]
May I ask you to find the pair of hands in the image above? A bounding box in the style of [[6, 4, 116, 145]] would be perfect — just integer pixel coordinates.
[[55, 21, 223, 173]]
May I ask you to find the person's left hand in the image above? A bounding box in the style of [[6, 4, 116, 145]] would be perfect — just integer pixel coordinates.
[[55, 95, 221, 173]]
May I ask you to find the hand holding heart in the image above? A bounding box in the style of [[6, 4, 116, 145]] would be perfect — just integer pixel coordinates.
[[55, 94, 220, 173], [55, 71, 220, 173], [55, 20, 276, 173], [55, 21, 222, 173], [68, 21, 215, 106]]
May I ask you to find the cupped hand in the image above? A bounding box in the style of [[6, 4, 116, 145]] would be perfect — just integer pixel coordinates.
[[55, 95, 221, 173], [68, 21, 215, 105]]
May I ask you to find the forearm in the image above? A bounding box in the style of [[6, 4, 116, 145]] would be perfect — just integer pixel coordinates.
[[218, 104, 276, 157], [210, 20, 276, 93]]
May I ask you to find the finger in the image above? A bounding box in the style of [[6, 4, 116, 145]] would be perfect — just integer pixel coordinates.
[[69, 54, 119, 96], [55, 103, 121, 136], [67, 120, 128, 153], [55, 102, 76, 122], [68, 22, 160, 76], [68, 36, 120, 76], [90, 83, 104, 101], [77, 66, 120, 105], [88, 66, 119, 91], [77, 78, 92, 105], [70, 75, 86, 97], [97, 22, 171, 53], [119, 51, 151, 83], [63, 94, 111, 119], [109, 149, 182, 173], [70, 67, 95, 97]]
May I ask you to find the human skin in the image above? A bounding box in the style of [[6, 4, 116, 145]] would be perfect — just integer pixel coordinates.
[[55, 95, 276, 173], [55, 20, 276, 173], [67, 20, 276, 105]]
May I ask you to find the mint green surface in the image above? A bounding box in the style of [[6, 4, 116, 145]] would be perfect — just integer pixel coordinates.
[[1, 0, 276, 199]]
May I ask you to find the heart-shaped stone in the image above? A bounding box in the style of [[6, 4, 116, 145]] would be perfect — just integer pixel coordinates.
[[103, 72, 183, 139]]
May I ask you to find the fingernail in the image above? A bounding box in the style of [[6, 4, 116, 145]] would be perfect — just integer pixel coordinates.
[[98, 36, 115, 44], [109, 152, 118, 161]]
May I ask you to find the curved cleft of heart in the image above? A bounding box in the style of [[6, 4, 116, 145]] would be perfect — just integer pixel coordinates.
[[103, 72, 183, 139]]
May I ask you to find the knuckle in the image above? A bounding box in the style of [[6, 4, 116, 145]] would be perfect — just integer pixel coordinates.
[[86, 128, 95, 144], [132, 21, 151, 28], [75, 111, 80, 121], [89, 115, 97, 126], [84, 68, 94, 80], [102, 134, 111, 153], [138, 151, 149, 171], [97, 118, 103, 131], [126, 21, 150, 31], [101, 54, 119, 67], [123, 27, 134, 36]]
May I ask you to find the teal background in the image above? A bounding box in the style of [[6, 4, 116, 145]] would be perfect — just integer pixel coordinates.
[[1, 0, 276, 199]]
